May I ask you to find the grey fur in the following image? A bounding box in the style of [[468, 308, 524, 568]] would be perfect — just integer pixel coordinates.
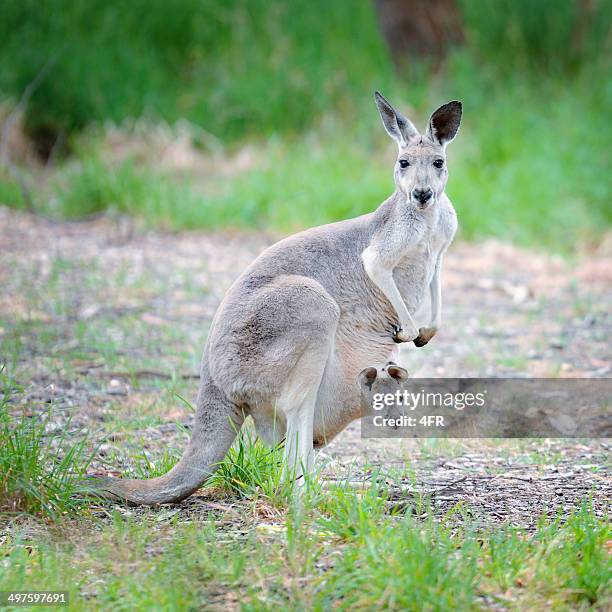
[[91, 93, 461, 505]]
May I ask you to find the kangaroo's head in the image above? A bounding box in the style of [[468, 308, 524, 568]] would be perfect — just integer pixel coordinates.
[[358, 362, 409, 419], [375, 91, 462, 210]]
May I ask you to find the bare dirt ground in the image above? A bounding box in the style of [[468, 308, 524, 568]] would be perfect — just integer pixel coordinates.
[[1, 207, 610, 529]]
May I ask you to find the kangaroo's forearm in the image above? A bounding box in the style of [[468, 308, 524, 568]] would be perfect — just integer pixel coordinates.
[[412, 253, 444, 347], [361, 246, 419, 337]]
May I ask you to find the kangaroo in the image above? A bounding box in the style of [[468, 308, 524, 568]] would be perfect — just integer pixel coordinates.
[[92, 92, 461, 504], [358, 361, 410, 423]]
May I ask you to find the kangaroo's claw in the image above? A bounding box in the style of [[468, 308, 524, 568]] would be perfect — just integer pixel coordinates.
[[413, 326, 437, 347]]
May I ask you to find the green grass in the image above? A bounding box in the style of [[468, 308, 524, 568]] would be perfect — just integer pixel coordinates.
[[1, 0, 610, 250], [0, 480, 609, 609], [208, 427, 288, 500], [0, 369, 93, 519], [0, 0, 608, 146], [134, 424, 293, 502], [3, 70, 609, 252], [316, 515, 481, 609], [1, 362, 609, 608], [0, 0, 392, 146]]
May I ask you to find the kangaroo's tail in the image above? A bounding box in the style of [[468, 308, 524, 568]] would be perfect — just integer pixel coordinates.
[[87, 376, 243, 506]]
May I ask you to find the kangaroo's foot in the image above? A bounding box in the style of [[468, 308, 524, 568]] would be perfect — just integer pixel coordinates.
[[413, 326, 437, 347], [392, 324, 419, 343]]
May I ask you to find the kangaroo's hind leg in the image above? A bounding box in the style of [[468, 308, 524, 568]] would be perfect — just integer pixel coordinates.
[[277, 331, 335, 484], [211, 274, 340, 483]]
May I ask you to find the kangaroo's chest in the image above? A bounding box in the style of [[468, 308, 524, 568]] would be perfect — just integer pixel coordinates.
[[393, 231, 441, 311], [394, 257, 432, 312], [394, 203, 456, 311]]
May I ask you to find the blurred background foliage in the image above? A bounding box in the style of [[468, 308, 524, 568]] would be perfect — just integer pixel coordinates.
[[0, 0, 610, 250]]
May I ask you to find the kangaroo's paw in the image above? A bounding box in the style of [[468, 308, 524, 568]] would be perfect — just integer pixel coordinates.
[[413, 326, 437, 347], [392, 324, 418, 344]]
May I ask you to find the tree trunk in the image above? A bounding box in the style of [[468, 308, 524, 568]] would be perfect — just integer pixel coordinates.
[[374, 0, 464, 68]]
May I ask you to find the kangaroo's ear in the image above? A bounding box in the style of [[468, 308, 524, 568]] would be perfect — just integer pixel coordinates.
[[426, 101, 462, 148], [374, 91, 418, 148], [358, 366, 378, 389], [387, 365, 409, 381]]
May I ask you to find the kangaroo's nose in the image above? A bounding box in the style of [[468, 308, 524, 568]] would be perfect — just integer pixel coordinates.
[[412, 188, 433, 205]]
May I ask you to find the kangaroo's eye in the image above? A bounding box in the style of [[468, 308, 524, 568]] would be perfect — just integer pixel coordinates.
[[398, 159, 410, 168], [433, 159, 444, 168]]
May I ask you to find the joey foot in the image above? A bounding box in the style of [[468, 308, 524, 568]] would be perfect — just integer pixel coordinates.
[[413, 326, 437, 347], [392, 324, 419, 344]]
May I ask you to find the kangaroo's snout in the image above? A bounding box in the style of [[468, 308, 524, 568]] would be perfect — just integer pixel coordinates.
[[411, 187, 434, 207]]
